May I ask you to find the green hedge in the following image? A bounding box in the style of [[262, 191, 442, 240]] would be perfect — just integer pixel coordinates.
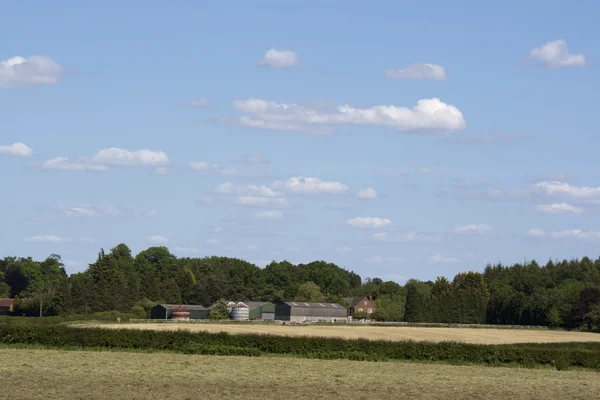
[[0, 325, 599, 370]]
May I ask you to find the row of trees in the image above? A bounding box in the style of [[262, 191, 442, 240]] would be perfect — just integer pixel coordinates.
[[1, 244, 599, 330]]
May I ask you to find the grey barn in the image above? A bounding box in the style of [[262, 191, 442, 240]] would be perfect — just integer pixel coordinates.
[[275, 302, 346, 322]]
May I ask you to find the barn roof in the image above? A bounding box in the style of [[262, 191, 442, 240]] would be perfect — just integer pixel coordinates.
[[280, 302, 344, 309], [156, 304, 208, 311], [208, 301, 273, 310], [0, 298, 14, 308]]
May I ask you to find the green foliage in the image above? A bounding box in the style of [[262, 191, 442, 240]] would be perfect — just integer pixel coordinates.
[[209, 299, 230, 320], [294, 282, 324, 302], [1, 325, 599, 371]]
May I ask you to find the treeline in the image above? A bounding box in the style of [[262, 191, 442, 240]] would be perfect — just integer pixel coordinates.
[[1, 244, 600, 330]]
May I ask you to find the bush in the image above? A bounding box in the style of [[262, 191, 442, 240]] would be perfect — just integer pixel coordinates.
[[0, 325, 598, 370]]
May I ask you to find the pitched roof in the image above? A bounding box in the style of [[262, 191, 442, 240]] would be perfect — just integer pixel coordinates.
[[344, 297, 364, 308], [281, 302, 344, 309], [0, 298, 14, 308], [158, 304, 208, 311]]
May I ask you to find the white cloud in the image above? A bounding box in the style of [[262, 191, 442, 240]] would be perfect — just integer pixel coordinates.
[[236, 196, 288, 207], [338, 246, 353, 254], [214, 227, 224, 233], [535, 203, 583, 215], [530, 40, 586, 68], [191, 98, 211, 107], [551, 229, 600, 239], [154, 167, 168, 175], [24, 235, 70, 243], [216, 182, 281, 197], [534, 181, 600, 199], [233, 97, 466, 134], [175, 246, 200, 254], [371, 232, 435, 242], [206, 238, 220, 245], [147, 235, 169, 244], [385, 63, 447, 80], [256, 210, 283, 220], [247, 244, 260, 251], [429, 253, 460, 264], [285, 246, 300, 252], [273, 176, 349, 195], [63, 205, 131, 218], [357, 187, 377, 199], [418, 167, 432, 174], [527, 228, 546, 237], [0, 55, 63, 87], [0, 142, 33, 156], [259, 49, 299, 69], [453, 224, 491, 234], [347, 217, 392, 229], [92, 148, 169, 167], [41, 157, 108, 172], [241, 154, 268, 165]]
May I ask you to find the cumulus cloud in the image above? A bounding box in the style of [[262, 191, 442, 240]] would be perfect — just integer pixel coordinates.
[[273, 176, 349, 195], [216, 183, 281, 197], [535, 203, 583, 215], [259, 49, 299, 69], [41, 157, 108, 172], [233, 97, 466, 134], [357, 187, 377, 199], [147, 235, 169, 244], [534, 181, 600, 199], [256, 210, 283, 220], [92, 148, 169, 167], [530, 40, 586, 68], [24, 235, 70, 243], [527, 228, 546, 237], [0, 55, 63, 87], [0, 142, 33, 156], [385, 63, 447, 80], [453, 224, 491, 234], [346, 217, 392, 229], [429, 253, 460, 264], [551, 229, 600, 239]]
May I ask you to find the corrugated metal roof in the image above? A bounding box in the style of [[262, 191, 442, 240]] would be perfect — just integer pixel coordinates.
[[157, 304, 208, 311], [209, 301, 274, 310], [281, 302, 344, 309]]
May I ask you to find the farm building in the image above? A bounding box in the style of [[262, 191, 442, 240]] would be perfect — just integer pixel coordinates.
[[275, 302, 346, 322], [150, 304, 209, 320], [208, 301, 276, 320], [344, 297, 376, 317], [0, 298, 14, 316]]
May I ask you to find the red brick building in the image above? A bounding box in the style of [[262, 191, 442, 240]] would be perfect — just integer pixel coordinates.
[[344, 296, 375, 317]]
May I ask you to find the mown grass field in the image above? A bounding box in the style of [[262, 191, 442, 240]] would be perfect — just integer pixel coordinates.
[[2, 347, 599, 400], [93, 322, 600, 344]]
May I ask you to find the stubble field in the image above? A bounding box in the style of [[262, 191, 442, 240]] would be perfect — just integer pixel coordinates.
[[92, 322, 600, 344], [2, 348, 599, 400]]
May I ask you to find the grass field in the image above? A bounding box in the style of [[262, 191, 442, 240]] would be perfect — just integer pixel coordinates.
[[92, 322, 600, 344], [2, 348, 599, 400]]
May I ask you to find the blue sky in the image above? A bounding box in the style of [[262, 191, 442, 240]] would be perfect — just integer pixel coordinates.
[[2, 0, 600, 282]]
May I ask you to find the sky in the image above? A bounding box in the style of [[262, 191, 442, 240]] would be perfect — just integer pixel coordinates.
[[1, 1, 600, 282]]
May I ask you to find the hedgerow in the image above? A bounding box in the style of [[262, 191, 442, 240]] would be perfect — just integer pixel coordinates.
[[0, 325, 598, 370]]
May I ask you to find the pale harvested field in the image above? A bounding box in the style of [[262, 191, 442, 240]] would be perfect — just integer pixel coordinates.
[[91, 322, 600, 344], [1, 348, 598, 400]]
